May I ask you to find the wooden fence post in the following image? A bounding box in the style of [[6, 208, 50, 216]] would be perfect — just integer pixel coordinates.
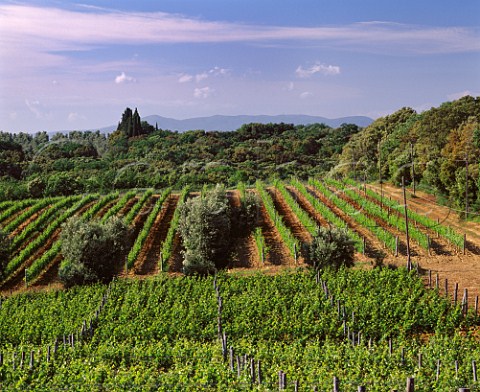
[[454, 283, 459, 306], [29, 350, 34, 369], [257, 360, 262, 384], [333, 376, 339, 392], [406, 377, 414, 392], [473, 360, 477, 382], [462, 289, 468, 315]]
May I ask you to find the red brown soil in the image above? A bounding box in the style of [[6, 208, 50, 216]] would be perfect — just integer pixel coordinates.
[[267, 187, 312, 245], [134, 194, 179, 275], [226, 190, 260, 269], [96, 198, 119, 219], [326, 183, 426, 258], [30, 254, 63, 289], [350, 185, 455, 256], [252, 189, 295, 267], [118, 196, 139, 218], [306, 185, 397, 265], [368, 183, 480, 301], [9, 206, 49, 237], [167, 233, 184, 273], [1, 206, 32, 228]]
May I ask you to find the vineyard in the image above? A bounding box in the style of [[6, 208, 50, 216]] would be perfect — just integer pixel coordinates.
[[1, 180, 480, 390]]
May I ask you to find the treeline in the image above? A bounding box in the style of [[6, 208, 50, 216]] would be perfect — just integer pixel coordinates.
[[1, 97, 479, 213], [0, 108, 360, 200], [334, 95, 480, 214]]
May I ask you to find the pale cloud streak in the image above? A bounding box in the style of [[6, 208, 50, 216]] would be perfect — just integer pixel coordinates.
[[296, 63, 341, 78], [178, 74, 193, 83], [178, 67, 230, 84], [0, 4, 479, 62]]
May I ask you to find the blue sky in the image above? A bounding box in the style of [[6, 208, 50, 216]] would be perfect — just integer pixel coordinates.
[[0, 1, 479, 132]]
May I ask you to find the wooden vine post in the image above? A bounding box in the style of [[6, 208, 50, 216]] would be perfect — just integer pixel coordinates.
[[402, 177, 412, 271]]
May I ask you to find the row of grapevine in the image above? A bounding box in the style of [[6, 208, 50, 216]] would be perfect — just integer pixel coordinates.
[[0, 200, 15, 213], [9, 196, 80, 251], [1, 195, 97, 282], [160, 185, 190, 270], [25, 194, 118, 285], [309, 178, 398, 253], [237, 182, 270, 263], [255, 180, 299, 259], [290, 178, 364, 253], [253, 227, 268, 263], [346, 178, 465, 249], [2, 198, 57, 235], [124, 189, 154, 226], [26, 190, 149, 285], [100, 190, 137, 223], [126, 188, 171, 270], [81, 192, 119, 222], [25, 241, 62, 285], [273, 180, 318, 237], [325, 178, 430, 250], [0, 199, 37, 226]]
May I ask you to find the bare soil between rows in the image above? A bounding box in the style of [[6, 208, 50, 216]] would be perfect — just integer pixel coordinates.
[[368, 183, 480, 299]]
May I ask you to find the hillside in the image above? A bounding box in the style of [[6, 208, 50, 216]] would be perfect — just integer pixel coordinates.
[[333, 95, 480, 213]]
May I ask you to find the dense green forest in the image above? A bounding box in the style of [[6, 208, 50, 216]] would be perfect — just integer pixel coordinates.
[[1, 96, 479, 213], [334, 96, 480, 213]]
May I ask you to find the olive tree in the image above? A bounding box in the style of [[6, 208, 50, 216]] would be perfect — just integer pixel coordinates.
[[301, 227, 355, 270], [178, 184, 231, 275], [59, 216, 130, 287]]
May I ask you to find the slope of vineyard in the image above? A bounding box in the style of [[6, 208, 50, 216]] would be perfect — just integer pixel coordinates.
[[0, 181, 478, 296], [0, 269, 478, 390]]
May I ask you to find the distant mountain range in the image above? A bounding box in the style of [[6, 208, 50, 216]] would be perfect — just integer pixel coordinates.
[[96, 114, 373, 134]]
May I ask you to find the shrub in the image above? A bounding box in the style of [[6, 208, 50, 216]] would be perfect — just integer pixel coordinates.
[[59, 216, 131, 287], [301, 226, 355, 270], [178, 184, 231, 275]]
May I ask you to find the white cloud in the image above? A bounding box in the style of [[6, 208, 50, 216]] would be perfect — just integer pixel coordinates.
[[286, 82, 295, 91], [209, 66, 229, 76], [178, 67, 229, 84], [296, 63, 340, 78], [300, 91, 313, 99], [195, 72, 208, 82], [114, 71, 136, 84], [25, 99, 43, 118], [447, 90, 480, 100], [178, 74, 193, 83], [194, 87, 214, 99], [68, 112, 86, 122]]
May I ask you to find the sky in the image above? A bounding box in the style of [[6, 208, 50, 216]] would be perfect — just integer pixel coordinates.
[[0, 1, 479, 133]]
